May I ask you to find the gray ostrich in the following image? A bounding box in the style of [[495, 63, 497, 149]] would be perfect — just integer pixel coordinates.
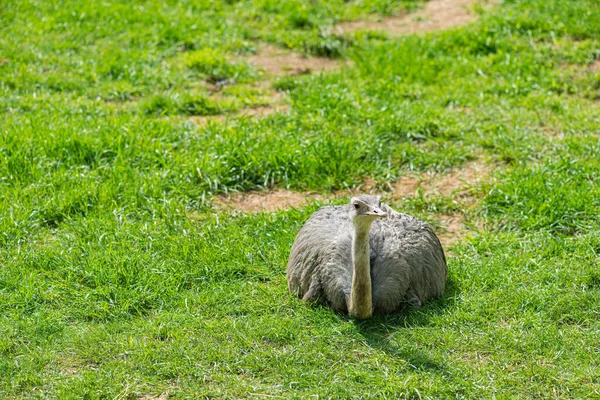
[[286, 194, 447, 319]]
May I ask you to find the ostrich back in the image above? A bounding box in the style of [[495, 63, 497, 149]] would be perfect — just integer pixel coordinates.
[[286, 202, 447, 315]]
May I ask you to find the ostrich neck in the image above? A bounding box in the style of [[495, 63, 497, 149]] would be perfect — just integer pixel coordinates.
[[348, 222, 373, 319]]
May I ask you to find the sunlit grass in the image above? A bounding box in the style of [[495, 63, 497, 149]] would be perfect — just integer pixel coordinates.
[[0, 0, 599, 397]]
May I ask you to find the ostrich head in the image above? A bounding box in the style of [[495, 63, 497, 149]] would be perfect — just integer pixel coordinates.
[[350, 195, 387, 227]]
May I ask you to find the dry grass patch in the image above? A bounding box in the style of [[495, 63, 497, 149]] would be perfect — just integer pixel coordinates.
[[247, 44, 346, 76], [423, 161, 492, 245], [52, 353, 98, 377], [139, 395, 168, 400], [215, 189, 325, 214], [213, 161, 493, 212], [390, 161, 493, 201], [425, 161, 492, 199], [337, 0, 499, 35], [138, 382, 178, 400], [390, 161, 492, 245], [390, 175, 421, 198], [212, 161, 494, 245], [437, 213, 472, 246], [190, 103, 290, 126]]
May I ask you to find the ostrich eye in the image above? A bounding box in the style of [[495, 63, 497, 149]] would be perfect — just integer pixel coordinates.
[[353, 203, 360, 210]]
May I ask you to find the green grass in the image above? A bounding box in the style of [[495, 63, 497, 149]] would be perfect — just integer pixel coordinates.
[[1, 0, 600, 397]]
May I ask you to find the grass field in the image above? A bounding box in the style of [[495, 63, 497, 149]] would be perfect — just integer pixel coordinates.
[[1, 0, 600, 398]]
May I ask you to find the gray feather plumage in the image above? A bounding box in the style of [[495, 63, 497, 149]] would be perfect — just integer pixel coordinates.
[[286, 200, 447, 315]]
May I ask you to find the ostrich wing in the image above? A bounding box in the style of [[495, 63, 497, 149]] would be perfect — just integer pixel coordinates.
[[286, 206, 353, 308], [369, 204, 448, 314]]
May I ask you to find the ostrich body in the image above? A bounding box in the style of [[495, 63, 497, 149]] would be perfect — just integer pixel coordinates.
[[286, 195, 447, 319]]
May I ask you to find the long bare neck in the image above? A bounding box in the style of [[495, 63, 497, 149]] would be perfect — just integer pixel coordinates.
[[348, 221, 373, 319]]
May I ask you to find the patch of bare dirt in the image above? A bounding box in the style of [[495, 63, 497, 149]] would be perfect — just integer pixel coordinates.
[[189, 114, 226, 126], [213, 186, 481, 246], [437, 212, 485, 247], [214, 162, 492, 213], [437, 213, 467, 246], [211, 161, 493, 245], [390, 161, 492, 200], [213, 173, 420, 214], [337, 0, 499, 35], [425, 161, 492, 199], [389, 163, 492, 246], [216, 189, 325, 213], [590, 59, 600, 72], [139, 382, 177, 400], [247, 45, 345, 76], [446, 106, 472, 114], [542, 128, 565, 139], [240, 103, 290, 118], [191, 0, 500, 127], [425, 162, 491, 246], [192, 44, 346, 126], [59, 364, 79, 376], [53, 354, 97, 377], [390, 175, 421, 198], [139, 395, 168, 400], [191, 103, 290, 126]]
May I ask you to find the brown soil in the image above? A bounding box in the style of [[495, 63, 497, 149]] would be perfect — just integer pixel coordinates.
[[390, 161, 493, 200], [211, 161, 493, 245], [425, 162, 492, 245], [247, 45, 345, 76], [240, 103, 290, 117], [191, 103, 290, 126], [425, 161, 492, 199], [215, 189, 326, 214], [54, 354, 97, 377], [139, 382, 177, 400], [391, 175, 421, 198], [391, 162, 492, 245], [213, 186, 481, 246], [58, 364, 79, 376], [190, 114, 226, 126], [543, 128, 565, 139], [337, 0, 498, 35], [449, 106, 472, 114], [139, 395, 168, 400], [437, 213, 468, 246], [214, 162, 492, 212], [590, 59, 600, 72]]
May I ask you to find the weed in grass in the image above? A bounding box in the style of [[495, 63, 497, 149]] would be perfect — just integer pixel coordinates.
[[142, 93, 227, 116], [183, 48, 255, 84]]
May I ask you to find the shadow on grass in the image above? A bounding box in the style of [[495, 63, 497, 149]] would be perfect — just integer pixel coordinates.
[[351, 275, 461, 373]]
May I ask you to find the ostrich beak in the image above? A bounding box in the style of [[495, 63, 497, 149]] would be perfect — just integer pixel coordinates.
[[366, 205, 387, 218]]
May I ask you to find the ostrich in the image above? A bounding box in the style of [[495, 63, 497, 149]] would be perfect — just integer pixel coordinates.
[[286, 194, 447, 319]]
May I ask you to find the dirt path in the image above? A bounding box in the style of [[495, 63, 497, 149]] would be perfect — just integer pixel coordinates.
[[247, 45, 345, 77], [190, 103, 290, 126], [214, 162, 490, 213], [337, 0, 498, 35], [213, 161, 494, 245]]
